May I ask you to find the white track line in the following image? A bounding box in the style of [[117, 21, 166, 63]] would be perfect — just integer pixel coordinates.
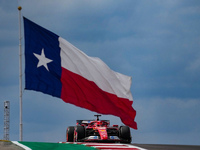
[[80, 142, 147, 150], [12, 141, 32, 150], [61, 142, 147, 150], [92, 145, 147, 150]]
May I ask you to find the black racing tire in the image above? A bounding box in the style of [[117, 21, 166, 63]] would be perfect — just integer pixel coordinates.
[[75, 126, 85, 142], [119, 126, 131, 143], [66, 126, 74, 142]]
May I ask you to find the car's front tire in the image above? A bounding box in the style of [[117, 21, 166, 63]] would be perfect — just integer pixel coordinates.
[[66, 126, 74, 142], [74, 126, 85, 142], [119, 126, 131, 143]]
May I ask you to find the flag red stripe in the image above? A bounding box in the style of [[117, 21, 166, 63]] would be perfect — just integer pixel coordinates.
[[60, 67, 137, 129]]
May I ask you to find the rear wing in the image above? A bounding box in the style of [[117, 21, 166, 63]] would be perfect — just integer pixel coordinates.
[[76, 120, 110, 126], [76, 120, 94, 126]]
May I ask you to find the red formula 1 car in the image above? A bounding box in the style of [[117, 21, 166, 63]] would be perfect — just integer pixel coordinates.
[[66, 115, 131, 143]]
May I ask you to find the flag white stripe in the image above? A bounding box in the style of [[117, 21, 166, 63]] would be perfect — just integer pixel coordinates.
[[59, 37, 133, 101]]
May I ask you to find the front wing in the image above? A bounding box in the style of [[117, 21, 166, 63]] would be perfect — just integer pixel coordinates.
[[79, 135, 129, 143]]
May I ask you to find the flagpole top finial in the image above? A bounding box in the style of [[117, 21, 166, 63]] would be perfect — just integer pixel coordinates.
[[18, 6, 22, 11]]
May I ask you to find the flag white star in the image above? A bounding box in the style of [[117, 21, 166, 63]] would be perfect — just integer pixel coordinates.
[[33, 48, 53, 71]]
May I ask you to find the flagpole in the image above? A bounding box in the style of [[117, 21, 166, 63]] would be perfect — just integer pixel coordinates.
[[18, 6, 23, 141]]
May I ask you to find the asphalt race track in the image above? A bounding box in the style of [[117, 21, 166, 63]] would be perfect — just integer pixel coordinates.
[[0, 141, 23, 150], [1, 141, 200, 150], [133, 144, 200, 150]]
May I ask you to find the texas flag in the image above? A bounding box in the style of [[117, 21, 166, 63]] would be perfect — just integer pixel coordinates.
[[24, 17, 137, 129]]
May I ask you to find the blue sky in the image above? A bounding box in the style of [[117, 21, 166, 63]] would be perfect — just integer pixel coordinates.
[[0, 0, 200, 145]]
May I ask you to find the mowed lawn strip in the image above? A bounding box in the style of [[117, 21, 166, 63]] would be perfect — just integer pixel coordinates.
[[18, 141, 97, 150]]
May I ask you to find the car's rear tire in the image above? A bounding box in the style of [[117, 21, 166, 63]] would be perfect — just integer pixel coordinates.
[[74, 126, 85, 142], [119, 126, 131, 143], [66, 126, 74, 142]]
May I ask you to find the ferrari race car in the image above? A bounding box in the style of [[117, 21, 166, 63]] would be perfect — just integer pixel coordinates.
[[66, 115, 131, 143]]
